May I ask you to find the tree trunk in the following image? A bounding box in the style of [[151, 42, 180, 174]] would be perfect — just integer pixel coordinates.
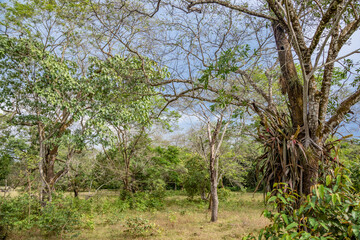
[[302, 148, 320, 195], [42, 150, 57, 202], [210, 178, 218, 222], [72, 176, 79, 198], [209, 155, 218, 222], [272, 21, 320, 195], [41, 145, 67, 202], [272, 22, 303, 128], [123, 158, 131, 192], [123, 171, 129, 192], [201, 191, 207, 201], [38, 123, 47, 204], [73, 187, 79, 198]]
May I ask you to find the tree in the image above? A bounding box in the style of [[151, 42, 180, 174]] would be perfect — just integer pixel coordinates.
[[162, 0, 360, 196], [86, 54, 170, 194], [0, 33, 164, 202], [0, 0, 97, 201], [0, 36, 89, 201], [184, 102, 233, 222]]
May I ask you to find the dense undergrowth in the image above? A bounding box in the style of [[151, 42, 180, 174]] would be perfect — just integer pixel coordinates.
[[0, 190, 166, 238], [245, 168, 360, 240]]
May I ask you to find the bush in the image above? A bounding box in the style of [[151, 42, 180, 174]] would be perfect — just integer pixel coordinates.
[[0, 194, 39, 231], [37, 196, 81, 235], [218, 188, 232, 201], [119, 190, 164, 211], [244, 168, 360, 239], [0, 193, 82, 236], [126, 191, 164, 211], [184, 156, 210, 199], [124, 217, 160, 236]]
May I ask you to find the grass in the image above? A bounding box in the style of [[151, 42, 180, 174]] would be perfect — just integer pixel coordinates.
[[6, 190, 269, 240]]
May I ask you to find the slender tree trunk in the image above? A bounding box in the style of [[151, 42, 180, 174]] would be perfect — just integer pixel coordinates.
[[209, 154, 218, 222], [38, 123, 47, 204], [201, 191, 207, 201], [210, 177, 218, 222], [72, 175, 79, 198], [124, 158, 131, 192], [208, 194, 212, 209], [27, 170, 31, 218], [73, 187, 79, 198]]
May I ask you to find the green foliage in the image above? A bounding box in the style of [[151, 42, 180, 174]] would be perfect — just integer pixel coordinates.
[[0, 194, 39, 231], [339, 140, 360, 191], [124, 217, 161, 236], [244, 168, 360, 240], [199, 45, 250, 88], [184, 155, 210, 199], [0, 33, 168, 195], [37, 196, 81, 235], [0, 194, 82, 235], [87, 55, 164, 130], [122, 191, 165, 211], [0, 126, 31, 184], [218, 188, 232, 201], [146, 145, 186, 191], [219, 137, 257, 190], [0, 154, 12, 182]]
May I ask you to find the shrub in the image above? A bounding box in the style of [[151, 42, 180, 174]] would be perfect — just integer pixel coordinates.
[[122, 191, 164, 211], [124, 217, 160, 236], [184, 156, 210, 199], [0, 194, 39, 231], [0, 193, 82, 236], [37, 196, 81, 235], [244, 168, 360, 240], [218, 188, 232, 201]]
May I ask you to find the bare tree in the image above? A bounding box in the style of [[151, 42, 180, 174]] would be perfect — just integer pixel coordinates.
[[186, 102, 234, 222]]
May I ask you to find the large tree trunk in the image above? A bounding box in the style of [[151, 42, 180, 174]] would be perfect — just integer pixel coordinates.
[[272, 22, 303, 128], [302, 156, 319, 195], [272, 21, 322, 195], [38, 119, 70, 203], [42, 150, 56, 202], [41, 146, 67, 202]]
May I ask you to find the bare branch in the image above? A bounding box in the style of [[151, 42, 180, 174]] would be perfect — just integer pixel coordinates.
[[324, 88, 360, 137], [187, 0, 277, 21]]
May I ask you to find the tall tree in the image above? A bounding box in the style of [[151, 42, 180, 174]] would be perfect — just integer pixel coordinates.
[[167, 0, 360, 195]]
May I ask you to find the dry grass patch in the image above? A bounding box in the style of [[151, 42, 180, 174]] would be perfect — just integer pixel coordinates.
[[76, 192, 269, 240]]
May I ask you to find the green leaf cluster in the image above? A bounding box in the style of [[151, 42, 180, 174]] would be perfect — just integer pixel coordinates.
[[244, 168, 360, 239]]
